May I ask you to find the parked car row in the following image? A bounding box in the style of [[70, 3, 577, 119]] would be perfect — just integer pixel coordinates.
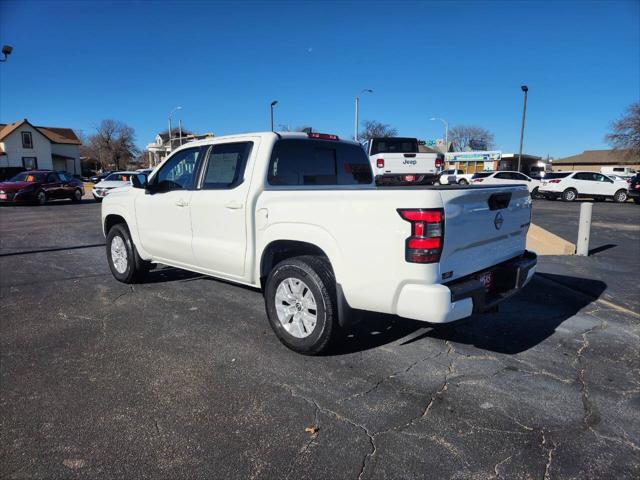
[[0, 170, 84, 204], [538, 171, 631, 203]]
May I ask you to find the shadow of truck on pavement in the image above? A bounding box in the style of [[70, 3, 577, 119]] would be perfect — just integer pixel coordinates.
[[329, 273, 606, 356]]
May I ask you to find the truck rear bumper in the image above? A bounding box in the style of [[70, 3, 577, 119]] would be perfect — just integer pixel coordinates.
[[395, 251, 537, 323]]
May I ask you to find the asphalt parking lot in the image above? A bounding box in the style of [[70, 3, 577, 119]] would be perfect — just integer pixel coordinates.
[[1, 199, 639, 479]]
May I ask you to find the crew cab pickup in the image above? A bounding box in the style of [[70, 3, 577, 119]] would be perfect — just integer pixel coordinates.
[[102, 132, 536, 355], [364, 137, 442, 185]]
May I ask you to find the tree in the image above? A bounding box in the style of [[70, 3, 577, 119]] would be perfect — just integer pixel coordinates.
[[87, 120, 139, 170], [158, 126, 194, 138], [605, 102, 640, 157], [278, 125, 312, 132], [448, 125, 495, 151], [359, 120, 398, 141]]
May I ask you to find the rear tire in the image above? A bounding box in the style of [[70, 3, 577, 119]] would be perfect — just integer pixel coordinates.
[[531, 187, 541, 199], [106, 223, 150, 283], [458, 179, 468, 185], [613, 190, 628, 203], [264, 255, 338, 355], [71, 189, 82, 202], [562, 188, 577, 202]]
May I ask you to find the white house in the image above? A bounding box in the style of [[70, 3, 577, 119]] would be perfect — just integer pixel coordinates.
[[146, 131, 214, 166], [0, 119, 82, 173]]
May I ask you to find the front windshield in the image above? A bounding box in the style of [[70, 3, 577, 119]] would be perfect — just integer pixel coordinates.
[[105, 173, 132, 182], [8, 172, 46, 183]]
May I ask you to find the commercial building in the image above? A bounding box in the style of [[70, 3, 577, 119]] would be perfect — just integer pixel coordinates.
[[552, 149, 639, 172]]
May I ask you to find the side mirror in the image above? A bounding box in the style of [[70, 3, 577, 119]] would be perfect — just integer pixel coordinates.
[[131, 173, 147, 189]]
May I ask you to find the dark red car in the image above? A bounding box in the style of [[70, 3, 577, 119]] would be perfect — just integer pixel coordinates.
[[0, 170, 84, 205]]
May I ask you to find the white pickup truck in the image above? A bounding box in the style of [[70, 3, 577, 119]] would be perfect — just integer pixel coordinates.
[[365, 137, 442, 185], [102, 132, 536, 355]]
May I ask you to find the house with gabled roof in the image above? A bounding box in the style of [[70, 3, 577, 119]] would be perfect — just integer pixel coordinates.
[[0, 119, 82, 174]]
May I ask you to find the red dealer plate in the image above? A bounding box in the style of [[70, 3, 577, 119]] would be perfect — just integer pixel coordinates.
[[0, 193, 7, 200], [479, 271, 494, 291]]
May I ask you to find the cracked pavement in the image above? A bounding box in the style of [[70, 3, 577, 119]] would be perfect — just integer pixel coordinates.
[[1, 201, 639, 479]]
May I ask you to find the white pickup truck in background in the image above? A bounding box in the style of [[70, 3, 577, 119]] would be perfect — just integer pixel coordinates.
[[102, 131, 536, 355], [365, 137, 442, 185]]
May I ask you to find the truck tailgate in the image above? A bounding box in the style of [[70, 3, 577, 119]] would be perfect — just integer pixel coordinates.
[[374, 153, 437, 175], [438, 185, 531, 281]]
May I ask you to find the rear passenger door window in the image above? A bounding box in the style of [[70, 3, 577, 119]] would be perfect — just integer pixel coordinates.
[[268, 139, 373, 186], [201, 142, 253, 189]]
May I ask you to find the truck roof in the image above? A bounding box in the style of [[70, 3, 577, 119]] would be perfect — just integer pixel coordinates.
[[169, 131, 360, 152]]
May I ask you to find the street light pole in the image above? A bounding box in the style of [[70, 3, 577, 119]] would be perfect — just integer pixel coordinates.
[[518, 85, 528, 172], [270, 101, 278, 132], [0, 45, 13, 62], [354, 89, 373, 141], [430, 117, 448, 152], [168, 106, 182, 153]]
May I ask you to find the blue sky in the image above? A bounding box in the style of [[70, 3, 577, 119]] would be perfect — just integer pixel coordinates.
[[0, 0, 638, 158]]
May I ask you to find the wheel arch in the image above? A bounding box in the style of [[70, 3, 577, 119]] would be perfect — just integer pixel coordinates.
[[259, 239, 360, 329]]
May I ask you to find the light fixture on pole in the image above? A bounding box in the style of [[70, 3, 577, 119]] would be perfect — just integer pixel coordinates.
[[354, 89, 373, 141], [0, 45, 13, 62], [517, 85, 528, 172], [168, 106, 182, 152], [429, 117, 449, 152], [270, 101, 278, 132]]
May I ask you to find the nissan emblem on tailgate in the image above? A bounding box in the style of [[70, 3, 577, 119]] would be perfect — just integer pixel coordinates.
[[494, 212, 504, 230]]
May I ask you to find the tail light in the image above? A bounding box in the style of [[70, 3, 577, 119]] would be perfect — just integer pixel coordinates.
[[398, 209, 444, 263], [549, 179, 561, 184], [473, 178, 484, 183], [376, 158, 385, 169], [435, 158, 443, 168], [403, 175, 416, 182]]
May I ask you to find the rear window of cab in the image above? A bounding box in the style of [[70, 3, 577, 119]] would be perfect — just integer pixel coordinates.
[[268, 139, 373, 186]]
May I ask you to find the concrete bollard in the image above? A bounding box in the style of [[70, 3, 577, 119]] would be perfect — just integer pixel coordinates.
[[576, 202, 593, 256]]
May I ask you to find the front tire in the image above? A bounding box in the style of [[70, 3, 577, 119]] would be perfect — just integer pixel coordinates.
[[613, 190, 628, 203], [562, 188, 577, 202], [106, 224, 150, 283], [264, 255, 338, 355], [35, 190, 46, 205], [458, 179, 468, 185]]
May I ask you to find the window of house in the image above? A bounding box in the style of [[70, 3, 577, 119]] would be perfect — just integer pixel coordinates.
[[268, 139, 373, 186], [201, 142, 253, 189], [22, 157, 37, 169], [22, 132, 33, 149]]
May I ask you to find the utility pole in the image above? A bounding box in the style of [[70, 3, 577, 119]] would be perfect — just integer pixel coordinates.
[[270, 101, 278, 132], [518, 85, 528, 172], [168, 106, 182, 152], [354, 89, 373, 141], [430, 117, 449, 152]]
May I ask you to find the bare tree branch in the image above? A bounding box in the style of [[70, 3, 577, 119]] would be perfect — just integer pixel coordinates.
[[605, 102, 640, 158], [449, 125, 495, 151], [359, 120, 398, 141]]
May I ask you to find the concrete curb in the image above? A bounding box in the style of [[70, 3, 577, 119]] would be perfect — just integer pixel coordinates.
[[527, 223, 575, 256]]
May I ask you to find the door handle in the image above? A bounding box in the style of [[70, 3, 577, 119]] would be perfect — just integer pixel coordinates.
[[175, 199, 189, 207], [225, 201, 243, 210]]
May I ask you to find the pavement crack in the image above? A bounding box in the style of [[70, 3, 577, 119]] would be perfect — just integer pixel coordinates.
[[113, 285, 135, 303], [279, 384, 375, 480], [492, 454, 512, 479], [541, 429, 556, 480], [341, 351, 443, 402]]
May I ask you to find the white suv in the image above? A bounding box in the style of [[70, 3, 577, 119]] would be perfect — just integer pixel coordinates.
[[471, 171, 542, 198], [539, 171, 629, 203]]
